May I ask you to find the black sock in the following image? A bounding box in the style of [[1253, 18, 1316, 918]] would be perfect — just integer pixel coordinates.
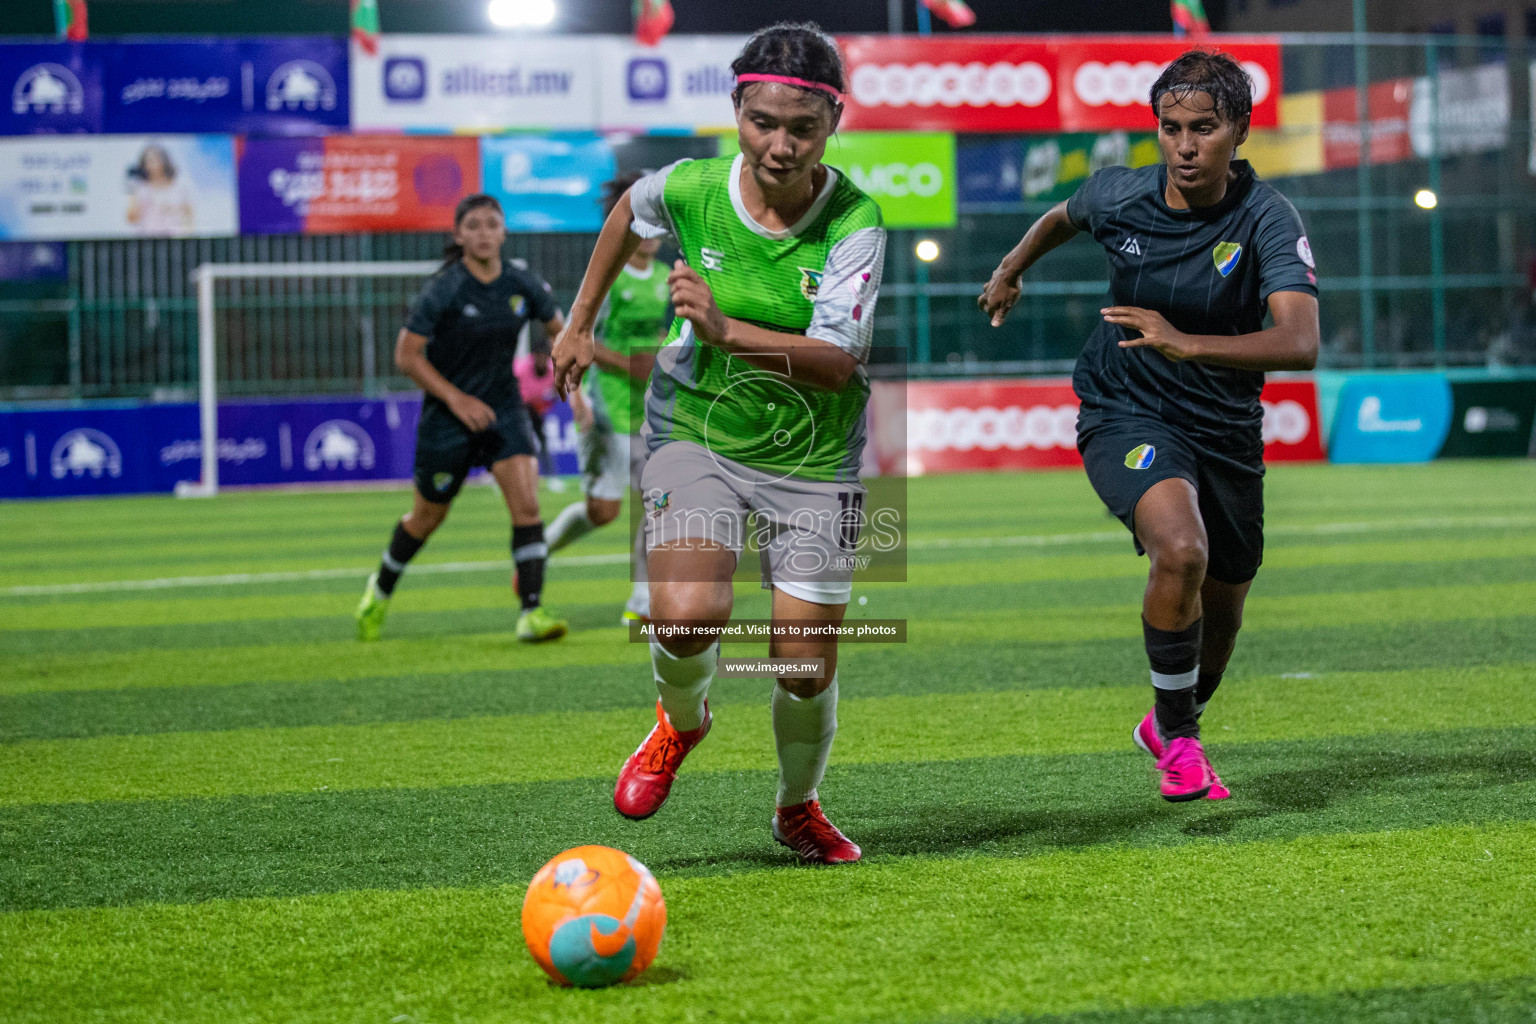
[[512, 523, 548, 610], [377, 521, 425, 596], [1195, 670, 1225, 716], [1144, 616, 1203, 740]]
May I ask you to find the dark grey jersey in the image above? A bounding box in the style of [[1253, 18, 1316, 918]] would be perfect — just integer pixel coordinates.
[[1066, 160, 1316, 455], [404, 259, 558, 411]]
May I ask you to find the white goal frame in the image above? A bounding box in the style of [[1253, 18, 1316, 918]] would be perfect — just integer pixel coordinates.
[[178, 261, 440, 498]]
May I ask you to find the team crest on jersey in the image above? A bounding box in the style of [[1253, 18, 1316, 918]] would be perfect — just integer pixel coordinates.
[[462, 304, 480, 317], [432, 471, 455, 492], [509, 295, 526, 315], [799, 268, 824, 302], [1212, 242, 1243, 278], [1124, 444, 1156, 470]]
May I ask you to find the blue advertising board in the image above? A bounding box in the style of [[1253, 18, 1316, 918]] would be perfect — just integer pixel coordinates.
[[0, 39, 346, 138], [0, 242, 67, 282], [0, 44, 103, 135], [481, 133, 617, 232], [1329, 373, 1454, 464], [0, 395, 579, 498], [956, 138, 1023, 208], [101, 38, 348, 136]]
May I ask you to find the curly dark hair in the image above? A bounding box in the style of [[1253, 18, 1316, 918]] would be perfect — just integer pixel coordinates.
[[730, 21, 845, 111], [1149, 50, 1254, 125], [600, 171, 646, 221]]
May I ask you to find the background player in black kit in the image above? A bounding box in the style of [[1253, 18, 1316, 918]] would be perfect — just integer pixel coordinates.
[[356, 194, 569, 643], [979, 51, 1320, 802]]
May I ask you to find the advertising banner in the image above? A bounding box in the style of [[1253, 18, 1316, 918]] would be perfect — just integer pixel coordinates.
[[1411, 62, 1509, 159], [480, 133, 616, 232], [1053, 36, 1280, 131], [239, 135, 479, 235], [1329, 373, 1453, 464], [838, 36, 1060, 134], [596, 35, 745, 131], [875, 376, 1324, 476], [1022, 131, 1159, 202], [1321, 78, 1413, 170], [1440, 379, 1536, 458], [0, 43, 103, 135], [100, 37, 348, 136], [351, 35, 598, 132], [0, 395, 580, 498], [837, 35, 1278, 134], [0, 241, 67, 282], [1259, 377, 1326, 462], [0, 135, 237, 241]]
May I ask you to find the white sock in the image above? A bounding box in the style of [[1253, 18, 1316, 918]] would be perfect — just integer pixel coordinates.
[[626, 519, 650, 616], [651, 640, 715, 732], [627, 582, 651, 617], [547, 502, 594, 552], [772, 677, 838, 808]]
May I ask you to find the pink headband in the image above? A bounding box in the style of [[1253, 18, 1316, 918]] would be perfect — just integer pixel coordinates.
[[735, 73, 843, 102]]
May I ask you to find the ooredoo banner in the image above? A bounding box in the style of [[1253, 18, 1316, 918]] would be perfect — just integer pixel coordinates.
[[838, 36, 1060, 134], [1053, 37, 1279, 131], [239, 135, 480, 235], [873, 376, 1323, 475], [0, 135, 237, 241], [837, 35, 1280, 134]]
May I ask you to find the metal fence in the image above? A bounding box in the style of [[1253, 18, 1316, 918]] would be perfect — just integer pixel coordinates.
[[1, 31, 1533, 401]]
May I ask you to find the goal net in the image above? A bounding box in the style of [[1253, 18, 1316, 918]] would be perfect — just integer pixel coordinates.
[[178, 260, 439, 497]]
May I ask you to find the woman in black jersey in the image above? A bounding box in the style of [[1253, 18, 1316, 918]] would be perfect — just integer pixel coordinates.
[[356, 193, 569, 643], [979, 51, 1321, 803]]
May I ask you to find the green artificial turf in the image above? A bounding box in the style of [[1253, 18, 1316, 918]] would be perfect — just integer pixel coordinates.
[[0, 461, 1534, 1023]]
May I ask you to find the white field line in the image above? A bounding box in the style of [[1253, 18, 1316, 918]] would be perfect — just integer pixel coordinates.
[[4, 513, 1535, 599]]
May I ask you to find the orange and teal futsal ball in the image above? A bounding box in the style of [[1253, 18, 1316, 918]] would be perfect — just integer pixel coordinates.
[[522, 845, 666, 988]]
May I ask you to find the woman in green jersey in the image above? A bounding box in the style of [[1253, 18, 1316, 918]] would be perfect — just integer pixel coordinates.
[[546, 172, 667, 624], [553, 22, 885, 864]]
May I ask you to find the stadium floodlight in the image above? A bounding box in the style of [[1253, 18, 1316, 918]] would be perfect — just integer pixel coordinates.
[[177, 260, 440, 499], [487, 0, 556, 28], [1414, 189, 1438, 210], [915, 239, 941, 262]]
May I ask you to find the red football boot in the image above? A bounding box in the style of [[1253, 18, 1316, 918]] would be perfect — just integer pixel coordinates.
[[613, 699, 711, 820], [772, 800, 862, 864]]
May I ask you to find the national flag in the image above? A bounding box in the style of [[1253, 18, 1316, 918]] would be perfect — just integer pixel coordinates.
[[634, 0, 674, 47], [54, 0, 88, 41], [1172, 0, 1210, 37], [351, 0, 381, 56], [921, 0, 976, 29]]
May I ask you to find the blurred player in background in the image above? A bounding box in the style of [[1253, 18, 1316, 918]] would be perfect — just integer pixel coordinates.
[[356, 193, 569, 643], [552, 23, 885, 864], [979, 51, 1320, 802], [546, 172, 667, 625]]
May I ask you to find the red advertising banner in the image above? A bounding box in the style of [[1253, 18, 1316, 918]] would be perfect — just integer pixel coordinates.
[[872, 376, 1322, 476], [1320, 77, 1414, 170], [1258, 377, 1325, 462], [1052, 36, 1280, 131], [239, 135, 481, 235], [837, 35, 1280, 134], [838, 36, 1060, 133]]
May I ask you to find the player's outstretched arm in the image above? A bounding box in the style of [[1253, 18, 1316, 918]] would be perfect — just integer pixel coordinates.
[[668, 260, 858, 392], [978, 201, 1081, 328], [1108, 290, 1320, 371], [553, 190, 644, 398]]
